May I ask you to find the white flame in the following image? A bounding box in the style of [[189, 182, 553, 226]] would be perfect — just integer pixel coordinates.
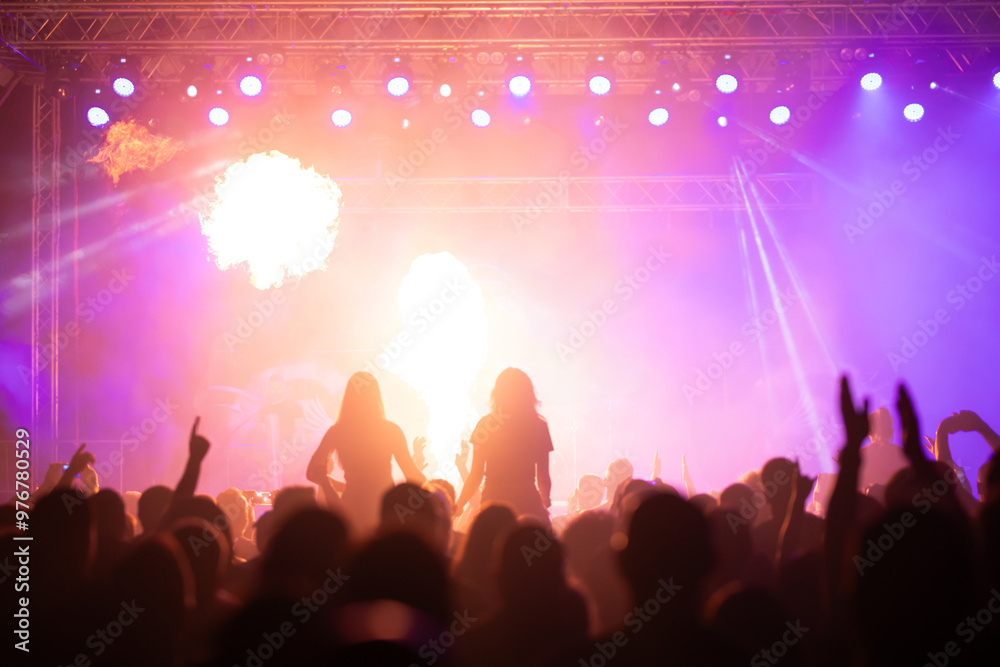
[[199, 151, 341, 289]]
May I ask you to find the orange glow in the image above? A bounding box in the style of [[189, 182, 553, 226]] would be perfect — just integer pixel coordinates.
[[88, 119, 183, 184]]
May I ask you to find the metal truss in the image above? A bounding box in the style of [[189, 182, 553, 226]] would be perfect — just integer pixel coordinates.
[[3, 2, 1000, 93], [336, 173, 817, 215], [31, 85, 61, 458]]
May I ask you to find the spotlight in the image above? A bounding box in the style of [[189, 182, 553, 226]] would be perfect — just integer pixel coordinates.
[[384, 58, 413, 97], [715, 73, 738, 94], [993, 69, 1000, 90], [180, 62, 212, 100], [903, 103, 924, 122], [110, 57, 139, 98], [648, 107, 669, 126], [432, 59, 467, 100], [331, 109, 352, 128], [509, 74, 532, 97], [586, 57, 614, 96], [239, 74, 263, 97], [769, 105, 791, 126], [387, 75, 410, 97], [717, 116, 728, 127], [860, 72, 883, 91], [208, 107, 230, 126], [87, 106, 110, 127], [471, 109, 491, 127]]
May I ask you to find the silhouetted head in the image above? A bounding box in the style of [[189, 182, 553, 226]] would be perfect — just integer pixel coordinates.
[[689, 493, 718, 514], [490, 367, 539, 417], [173, 518, 229, 609], [498, 523, 568, 606], [346, 532, 450, 623], [574, 473, 605, 512], [620, 493, 713, 604], [760, 458, 797, 514], [90, 488, 128, 543], [379, 483, 450, 553], [868, 406, 894, 443], [720, 483, 754, 511], [216, 488, 250, 539], [454, 503, 517, 585], [340, 371, 386, 424], [263, 508, 349, 596], [423, 478, 456, 514], [981, 450, 1000, 505], [138, 484, 173, 533], [604, 457, 633, 492]]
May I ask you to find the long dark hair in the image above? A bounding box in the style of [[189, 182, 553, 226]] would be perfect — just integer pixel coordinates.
[[489, 367, 539, 418], [337, 371, 386, 426]]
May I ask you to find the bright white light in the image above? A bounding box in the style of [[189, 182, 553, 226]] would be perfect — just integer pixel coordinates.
[[993, 71, 1000, 90], [331, 109, 352, 128], [87, 107, 110, 127], [648, 107, 669, 126], [508, 74, 532, 97], [471, 109, 491, 127], [199, 151, 342, 289], [239, 75, 263, 97], [439, 83, 452, 98], [186, 85, 198, 98], [112, 77, 135, 98], [387, 76, 410, 97], [769, 105, 791, 125], [715, 74, 738, 94], [671, 82, 681, 92], [387, 252, 488, 486], [208, 107, 230, 126], [860, 72, 883, 91], [903, 103, 924, 122], [588, 75, 611, 96], [717, 115, 728, 127]]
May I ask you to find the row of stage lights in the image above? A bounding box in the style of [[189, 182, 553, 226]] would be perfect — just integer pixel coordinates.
[[81, 56, 1000, 130]]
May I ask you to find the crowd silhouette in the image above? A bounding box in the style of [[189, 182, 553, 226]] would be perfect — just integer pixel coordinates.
[[3, 369, 1000, 666]]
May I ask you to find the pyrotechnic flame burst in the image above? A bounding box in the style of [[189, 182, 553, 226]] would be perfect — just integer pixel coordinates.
[[199, 151, 342, 289], [88, 119, 183, 184], [388, 253, 488, 484]]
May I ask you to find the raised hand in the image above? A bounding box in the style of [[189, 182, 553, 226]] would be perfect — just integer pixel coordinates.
[[455, 439, 470, 469], [189, 417, 210, 463], [412, 436, 428, 470], [896, 384, 927, 466], [66, 443, 96, 477], [948, 410, 987, 433], [839, 375, 869, 461], [652, 450, 662, 479]]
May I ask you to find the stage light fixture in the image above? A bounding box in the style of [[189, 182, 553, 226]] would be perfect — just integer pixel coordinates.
[[471, 108, 491, 127], [209, 107, 230, 126], [903, 103, 924, 122], [87, 106, 110, 127], [110, 57, 140, 98], [993, 69, 1000, 90], [769, 105, 791, 126], [717, 116, 728, 127], [384, 58, 414, 97], [715, 74, 738, 94], [648, 107, 669, 126], [432, 59, 467, 100], [860, 72, 883, 91], [331, 109, 352, 128], [586, 57, 614, 96], [239, 74, 263, 97], [505, 55, 534, 98], [180, 61, 213, 100], [508, 75, 531, 97]]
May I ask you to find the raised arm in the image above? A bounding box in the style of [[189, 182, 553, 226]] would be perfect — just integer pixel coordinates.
[[307, 426, 338, 485], [454, 437, 486, 515], [159, 418, 211, 529], [391, 426, 426, 484]]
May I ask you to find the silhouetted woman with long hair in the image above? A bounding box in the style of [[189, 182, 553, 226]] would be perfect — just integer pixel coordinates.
[[454, 368, 553, 523], [307, 371, 424, 534]]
